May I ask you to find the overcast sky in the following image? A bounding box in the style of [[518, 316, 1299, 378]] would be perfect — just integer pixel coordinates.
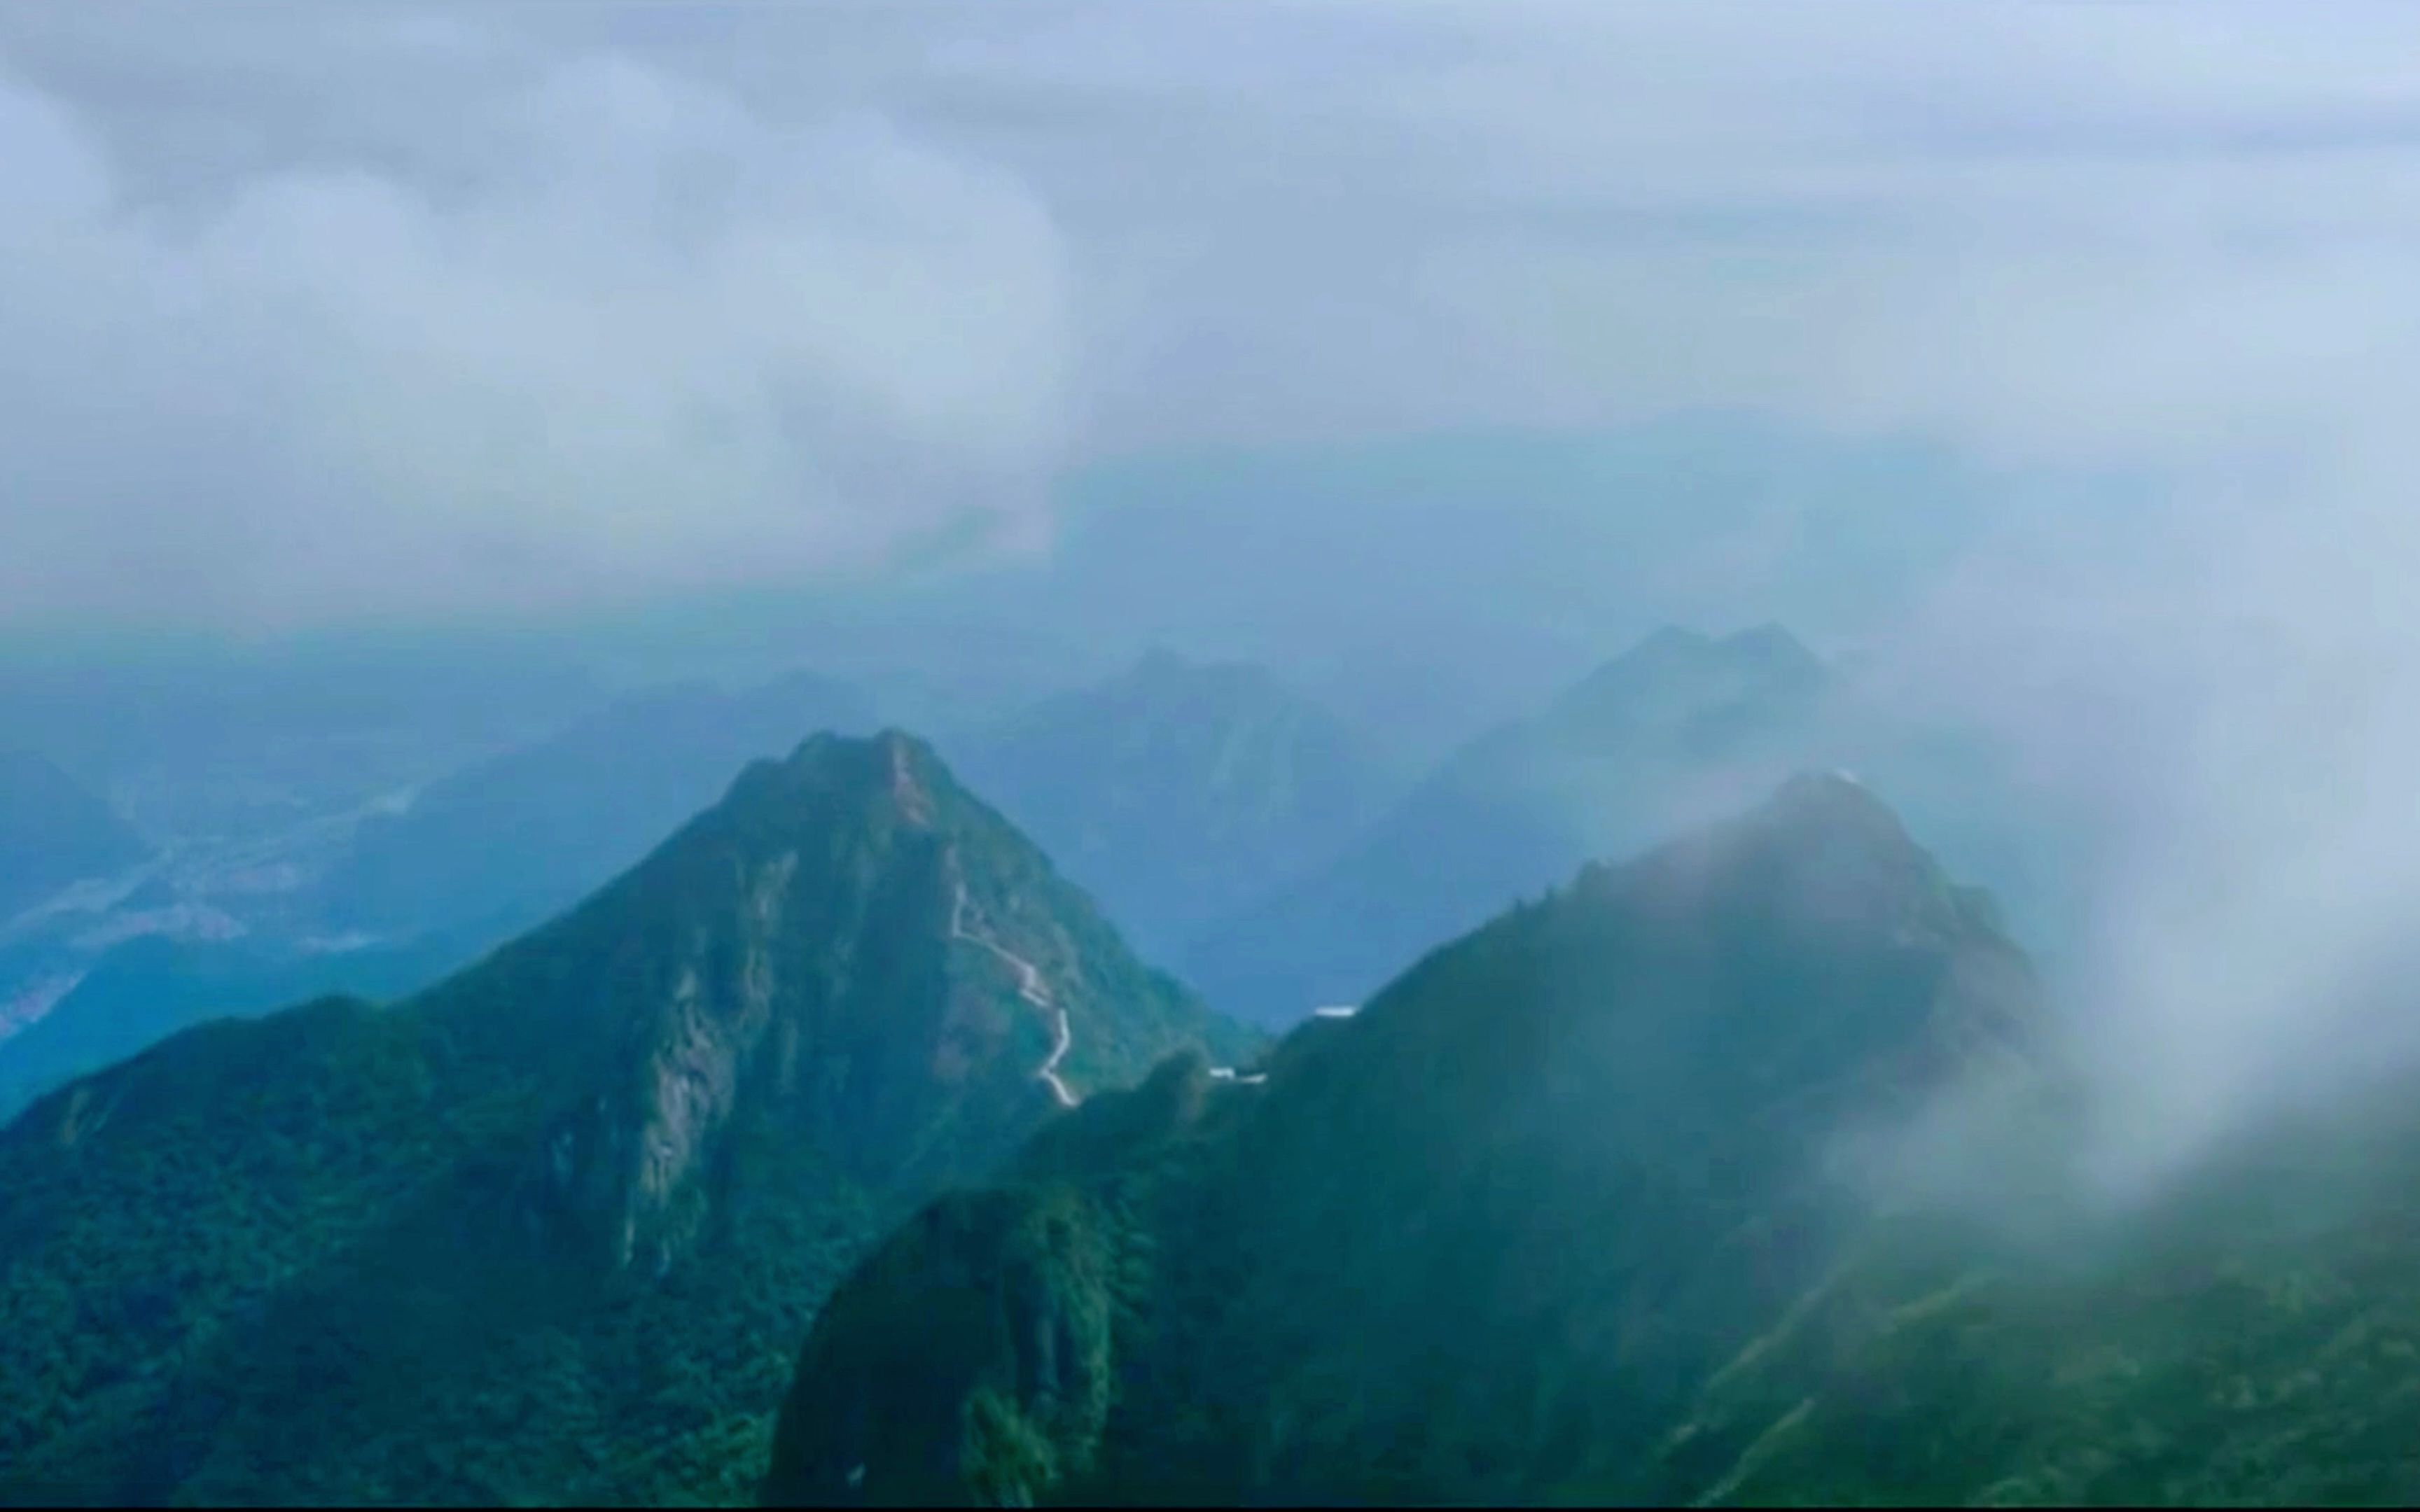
[[4, 0, 2418, 638]]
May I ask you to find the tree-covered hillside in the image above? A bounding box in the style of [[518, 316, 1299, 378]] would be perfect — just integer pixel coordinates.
[[765, 772, 2045, 1505], [0, 732, 1246, 1506]]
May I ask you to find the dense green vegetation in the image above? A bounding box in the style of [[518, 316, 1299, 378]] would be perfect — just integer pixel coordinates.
[[24, 724, 2411, 1509], [774, 761, 2420, 1509], [0, 732, 1243, 1506], [765, 772, 2049, 1505], [1648, 1100, 2420, 1506]]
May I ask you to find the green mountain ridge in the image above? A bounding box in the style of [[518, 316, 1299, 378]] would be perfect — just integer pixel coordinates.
[[763, 771, 2048, 1505], [0, 730, 1246, 1506], [765, 762, 2420, 1509]]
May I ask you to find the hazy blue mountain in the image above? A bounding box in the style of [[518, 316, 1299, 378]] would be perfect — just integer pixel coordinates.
[[318, 671, 876, 946], [940, 650, 1395, 961], [1182, 624, 1840, 1023], [1185, 624, 2089, 1025], [0, 750, 151, 923], [763, 773, 2046, 1505], [581, 419, 2017, 770], [0, 929, 482, 1121], [0, 646, 607, 842], [0, 732, 1249, 1506]]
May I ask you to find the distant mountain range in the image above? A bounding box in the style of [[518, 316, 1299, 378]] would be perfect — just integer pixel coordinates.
[[0, 652, 1389, 1127], [0, 732, 1247, 1504], [10, 634, 2379, 1509], [0, 750, 151, 923], [941, 650, 1394, 962], [0, 652, 609, 846], [317, 671, 877, 948], [1183, 623, 2085, 1024]]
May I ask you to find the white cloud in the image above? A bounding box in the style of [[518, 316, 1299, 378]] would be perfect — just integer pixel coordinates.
[[0, 32, 1072, 629], [13, 1, 2420, 626]]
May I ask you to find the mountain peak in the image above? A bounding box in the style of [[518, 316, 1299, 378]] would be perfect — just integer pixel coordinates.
[[1552, 622, 1828, 732], [1720, 622, 1824, 677], [321, 669, 873, 941], [1592, 766, 1991, 956], [776, 725, 936, 771], [1620, 623, 1718, 671], [1603, 621, 1824, 679], [718, 729, 950, 834], [506, 724, 1248, 1269], [0, 730, 1242, 1504], [1113, 647, 1293, 703], [1762, 765, 1896, 832]]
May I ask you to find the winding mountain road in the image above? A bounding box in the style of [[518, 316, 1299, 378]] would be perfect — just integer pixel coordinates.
[[950, 882, 1078, 1110]]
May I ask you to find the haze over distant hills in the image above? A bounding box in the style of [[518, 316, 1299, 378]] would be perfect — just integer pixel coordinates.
[[0, 671, 871, 1104], [942, 650, 1396, 962], [319, 671, 877, 948], [0, 929, 486, 1121], [0, 750, 151, 925], [1184, 622, 2085, 1025], [651, 419, 2008, 774], [0, 653, 625, 1071], [0, 731, 1246, 1505], [0, 650, 1391, 1122], [0, 650, 607, 844]]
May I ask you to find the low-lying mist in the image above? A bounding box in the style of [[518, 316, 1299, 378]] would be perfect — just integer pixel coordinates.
[[1784, 452, 2420, 1240]]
